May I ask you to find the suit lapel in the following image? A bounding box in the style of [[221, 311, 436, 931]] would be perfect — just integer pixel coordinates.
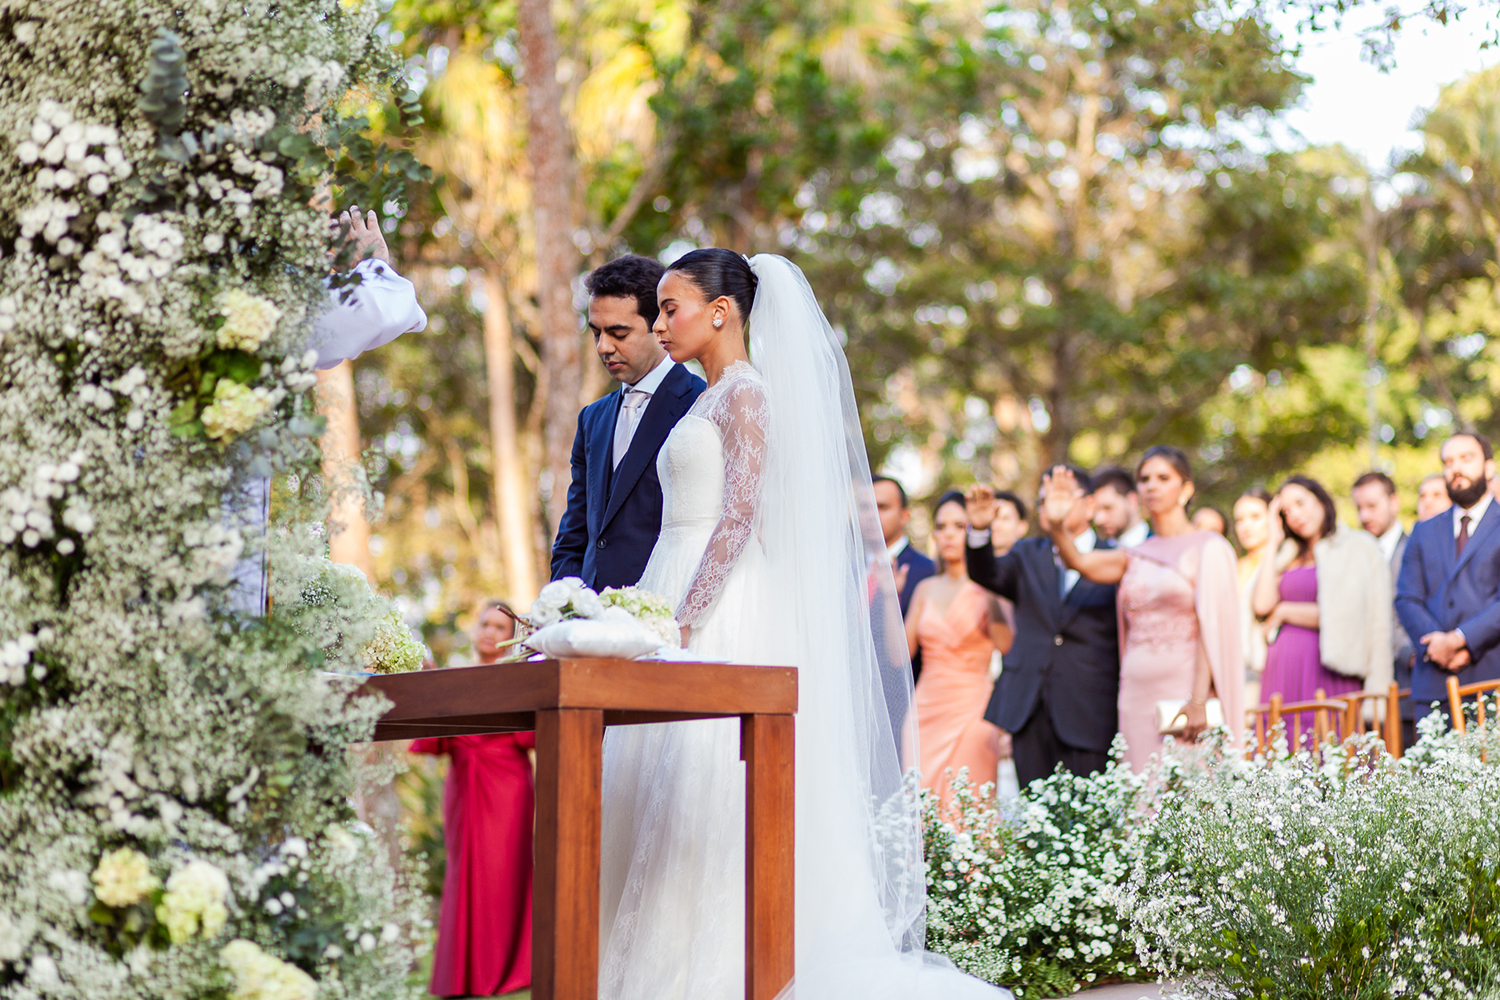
[[1025, 542, 1064, 631], [588, 391, 624, 537], [600, 366, 691, 531], [1449, 504, 1499, 583]]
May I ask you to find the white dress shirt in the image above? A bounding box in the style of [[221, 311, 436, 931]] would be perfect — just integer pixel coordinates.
[[1376, 521, 1405, 564], [1454, 492, 1493, 539], [887, 536, 910, 561], [613, 355, 675, 468], [1058, 528, 1096, 595], [314, 258, 428, 370], [1118, 519, 1150, 549]]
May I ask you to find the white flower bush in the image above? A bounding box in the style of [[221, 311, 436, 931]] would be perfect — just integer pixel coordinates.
[[0, 1, 428, 997], [922, 746, 1150, 997], [1122, 723, 1500, 1000]]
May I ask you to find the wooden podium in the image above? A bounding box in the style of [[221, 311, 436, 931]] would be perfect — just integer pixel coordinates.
[[360, 658, 797, 1000]]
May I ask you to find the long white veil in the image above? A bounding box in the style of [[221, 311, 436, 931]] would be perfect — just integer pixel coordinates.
[[747, 255, 1007, 998]]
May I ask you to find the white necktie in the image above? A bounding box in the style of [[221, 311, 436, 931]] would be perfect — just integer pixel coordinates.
[[613, 388, 649, 469]]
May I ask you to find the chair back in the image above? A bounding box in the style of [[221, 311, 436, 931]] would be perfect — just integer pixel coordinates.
[[1342, 683, 1404, 757], [1245, 689, 1351, 758], [1446, 676, 1500, 735]]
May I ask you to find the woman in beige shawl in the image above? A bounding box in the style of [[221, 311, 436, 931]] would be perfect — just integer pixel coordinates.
[[1043, 447, 1244, 771]]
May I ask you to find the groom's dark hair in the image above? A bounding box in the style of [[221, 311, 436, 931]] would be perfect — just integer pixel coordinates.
[[585, 254, 668, 325]]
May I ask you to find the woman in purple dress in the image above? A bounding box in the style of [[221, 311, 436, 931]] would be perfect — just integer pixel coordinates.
[[1251, 476, 1383, 745]]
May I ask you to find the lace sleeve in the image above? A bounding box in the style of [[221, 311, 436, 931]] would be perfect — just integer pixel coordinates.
[[676, 375, 769, 628]]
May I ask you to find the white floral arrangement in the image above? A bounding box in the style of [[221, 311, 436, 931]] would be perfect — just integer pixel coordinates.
[[507, 577, 680, 659], [0, 0, 429, 997], [922, 742, 1151, 997], [290, 560, 427, 674]]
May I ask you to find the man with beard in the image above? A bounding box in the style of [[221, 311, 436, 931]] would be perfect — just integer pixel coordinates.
[[1396, 432, 1500, 726]]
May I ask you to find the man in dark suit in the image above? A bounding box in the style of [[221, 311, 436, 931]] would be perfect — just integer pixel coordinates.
[[874, 476, 934, 683], [965, 469, 1119, 786], [550, 255, 706, 589], [1396, 432, 1500, 726], [1353, 471, 1415, 746], [873, 476, 935, 617]]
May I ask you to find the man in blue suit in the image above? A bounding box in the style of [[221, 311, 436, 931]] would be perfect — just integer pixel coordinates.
[[550, 255, 706, 590], [1396, 431, 1500, 725]]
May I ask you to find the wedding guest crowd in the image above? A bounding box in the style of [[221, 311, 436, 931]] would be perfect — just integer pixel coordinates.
[[891, 427, 1500, 791]]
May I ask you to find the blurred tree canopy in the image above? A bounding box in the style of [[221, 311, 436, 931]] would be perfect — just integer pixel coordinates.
[[341, 0, 1499, 643]]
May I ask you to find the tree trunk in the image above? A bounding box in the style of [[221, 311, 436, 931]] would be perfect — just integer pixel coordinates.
[[483, 267, 539, 603], [316, 361, 374, 580], [518, 0, 582, 540]]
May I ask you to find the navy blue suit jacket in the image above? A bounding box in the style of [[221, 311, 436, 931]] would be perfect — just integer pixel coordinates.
[[1398, 503, 1500, 716], [966, 537, 1120, 752], [895, 542, 935, 617], [549, 364, 706, 590], [1396, 502, 1500, 716]]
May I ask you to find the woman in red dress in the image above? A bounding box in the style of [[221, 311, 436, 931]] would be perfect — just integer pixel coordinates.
[[410, 601, 534, 997]]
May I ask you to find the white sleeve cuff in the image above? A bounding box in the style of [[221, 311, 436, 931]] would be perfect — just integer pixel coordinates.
[[966, 527, 991, 548]]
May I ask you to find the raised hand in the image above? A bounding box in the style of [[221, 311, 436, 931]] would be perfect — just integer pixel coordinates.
[[330, 205, 390, 269], [1039, 465, 1081, 532], [1265, 493, 1286, 551], [965, 483, 998, 530], [892, 561, 910, 595]]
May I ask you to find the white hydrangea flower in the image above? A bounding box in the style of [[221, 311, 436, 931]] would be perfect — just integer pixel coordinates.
[[156, 859, 231, 943], [91, 847, 158, 907], [217, 288, 282, 352], [220, 939, 317, 1000], [202, 380, 276, 441]]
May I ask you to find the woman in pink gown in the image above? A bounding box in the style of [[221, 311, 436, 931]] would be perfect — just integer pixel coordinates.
[[905, 492, 1013, 809], [1044, 447, 1244, 771], [410, 601, 534, 997]]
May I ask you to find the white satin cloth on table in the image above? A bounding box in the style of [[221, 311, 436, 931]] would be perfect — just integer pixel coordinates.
[[597, 256, 1011, 1000]]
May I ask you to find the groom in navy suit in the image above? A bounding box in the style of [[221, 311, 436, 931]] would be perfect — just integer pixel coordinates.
[[550, 254, 707, 589], [1397, 431, 1500, 724]]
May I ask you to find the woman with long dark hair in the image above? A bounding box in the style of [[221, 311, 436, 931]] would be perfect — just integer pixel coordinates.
[[1041, 446, 1244, 771], [1251, 476, 1391, 738], [905, 491, 1011, 808]]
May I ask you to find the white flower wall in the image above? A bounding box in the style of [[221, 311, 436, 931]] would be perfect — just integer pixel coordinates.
[[0, 2, 426, 997]]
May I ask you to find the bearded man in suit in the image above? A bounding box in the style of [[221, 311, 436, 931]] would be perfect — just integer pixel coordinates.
[[1397, 432, 1500, 726], [550, 254, 706, 589]]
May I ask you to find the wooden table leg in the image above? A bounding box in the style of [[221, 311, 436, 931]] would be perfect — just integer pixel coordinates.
[[534, 708, 604, 1000], [742, 713, 795, 1000]]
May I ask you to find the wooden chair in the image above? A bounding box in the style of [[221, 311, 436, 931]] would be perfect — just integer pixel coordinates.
[[1246, 689, 1351, 758], [1446, 675, 1500, 734], [1342, 682, 1404, 757]]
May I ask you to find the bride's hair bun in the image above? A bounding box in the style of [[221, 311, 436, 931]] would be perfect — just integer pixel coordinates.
[[666, 248, 758, 321]]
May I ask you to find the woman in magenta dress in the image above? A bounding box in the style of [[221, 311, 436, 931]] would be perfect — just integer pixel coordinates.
[[1251, 476, 1389, 746], [1044, 448, 1244, 771], [410, 601, 534, 997], [904, 492, 1013, 809]]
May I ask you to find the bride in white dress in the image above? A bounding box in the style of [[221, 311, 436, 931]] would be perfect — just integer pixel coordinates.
[[597, 249, 1010, 1000]]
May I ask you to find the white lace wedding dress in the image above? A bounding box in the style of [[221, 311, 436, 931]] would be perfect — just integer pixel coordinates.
[[598, 257, 1010, 1000]]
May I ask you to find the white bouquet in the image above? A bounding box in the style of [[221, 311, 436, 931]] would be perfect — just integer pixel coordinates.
[[507, 578, 679, 660]]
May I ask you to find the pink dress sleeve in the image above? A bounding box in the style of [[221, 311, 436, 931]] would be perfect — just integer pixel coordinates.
[[676, 373, 769, 628], [1194, 534, 1245, 750]]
